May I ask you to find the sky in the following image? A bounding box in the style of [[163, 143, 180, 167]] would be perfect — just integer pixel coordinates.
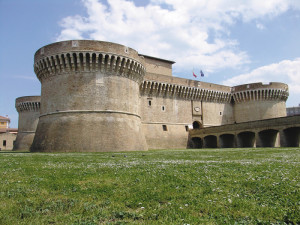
[[1, 0, 300, 128]]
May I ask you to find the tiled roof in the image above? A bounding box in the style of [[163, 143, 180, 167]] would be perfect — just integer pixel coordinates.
[[0, 116, 10, 122], [0, 128, 18, 133]]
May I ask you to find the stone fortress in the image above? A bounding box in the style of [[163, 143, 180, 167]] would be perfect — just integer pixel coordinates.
[[14, 40, 299, 152]]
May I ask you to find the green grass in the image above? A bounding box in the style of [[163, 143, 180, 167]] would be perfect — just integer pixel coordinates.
[[0, 148, 299, 224]]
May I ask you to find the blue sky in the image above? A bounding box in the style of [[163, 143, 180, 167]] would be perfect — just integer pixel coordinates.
[[1, 0, 300, 128]]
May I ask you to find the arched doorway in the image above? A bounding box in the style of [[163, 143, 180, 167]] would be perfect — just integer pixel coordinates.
[[219, 134, 235, 148], [237, 131, 255, 148], [193, 121, 203, 129], [258, 129, 279, 147], [283, 127, 300, 147], [189, 137, 203, 148], [203, 135, 217, 148]]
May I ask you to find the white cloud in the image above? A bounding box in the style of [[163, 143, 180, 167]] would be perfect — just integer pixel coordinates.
[[56, 0, 298, 74], [256, 22, 265, 30], [222, 58, 300, 96]]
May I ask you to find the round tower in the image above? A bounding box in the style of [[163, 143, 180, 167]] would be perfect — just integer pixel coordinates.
[[31, 40, 147, 152], [13, 96, 40, 150], [232, 82, 289, 123]]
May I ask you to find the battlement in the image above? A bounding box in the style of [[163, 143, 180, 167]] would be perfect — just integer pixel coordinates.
[[231, 82, 289, 103], [15, 96, 41, 112], [140, 80, 231, 103], [34, 40, 145, 83]]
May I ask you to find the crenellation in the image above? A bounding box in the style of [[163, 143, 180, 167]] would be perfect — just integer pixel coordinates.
[[140, 79, 231, 103], [35, 51, 146, 83]]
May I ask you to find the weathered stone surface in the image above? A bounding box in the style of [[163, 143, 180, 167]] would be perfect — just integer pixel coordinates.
[[31, 40, 147, 152], [27, 40, 290, 152], [13, 96, 40, 150]]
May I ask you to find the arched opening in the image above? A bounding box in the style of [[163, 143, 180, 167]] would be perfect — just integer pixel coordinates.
[[237, 131, 255, 148], [219, 134, 235, 148], [189, 137, 203, 149], [258, 129, 279, 147], [283, 127, 300, 147], [193, 121, 202, 129], [204, 135, 217, 148]]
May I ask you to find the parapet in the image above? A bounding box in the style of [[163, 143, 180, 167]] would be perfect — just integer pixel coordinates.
[[34, 40, 145, 83], [140, 80, 231, 103], [15, 96, 41, 112], [141, 73, 232, 103], [231, 82, 289, 103]]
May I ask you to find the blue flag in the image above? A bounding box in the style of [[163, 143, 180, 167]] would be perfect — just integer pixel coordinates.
[[200, 70, 204, 77]]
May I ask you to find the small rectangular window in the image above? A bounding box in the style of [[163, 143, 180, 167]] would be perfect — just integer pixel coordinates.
[[162, 125, 168, 131], [148, 100, 151, 106], [185, 126, 189, 132], [3, 140, 6, 147], [220, 112, 222, 116], [162, 106, 165, 111]]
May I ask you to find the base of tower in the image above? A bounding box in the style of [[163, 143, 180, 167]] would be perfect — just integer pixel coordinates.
[[13, 132, 35, 151], [30, 112, 148, 152]]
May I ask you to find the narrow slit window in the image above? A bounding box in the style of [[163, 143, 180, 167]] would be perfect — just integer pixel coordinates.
[[162, 125, 168, 131], [162, 106, 165, 111], [185, 126, 189, 132], [148, 100, 151, 106], [3, 140, 6, 147]]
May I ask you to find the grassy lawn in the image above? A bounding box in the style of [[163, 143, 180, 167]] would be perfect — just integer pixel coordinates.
[[0, 148, 299, 224]]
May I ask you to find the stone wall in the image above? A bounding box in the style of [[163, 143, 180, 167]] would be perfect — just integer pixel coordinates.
[[232, 82, 288, 123], [189, 115, 300, 148], [28, 40, 290, 152], [31, 40, 147, 152], [140, 73, 232, 149], [0, 133, 16, 150], [14, 96, 40, 150], [140, 55, 174, 77]]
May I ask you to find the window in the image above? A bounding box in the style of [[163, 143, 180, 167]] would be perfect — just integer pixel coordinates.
[[148, 100, 152, 106], [220, 112, 222, 116], [3, 140, 6, 147], [162, 125, 168, 131], [162, 106, 165, 111], [185, 126, 189, 132]]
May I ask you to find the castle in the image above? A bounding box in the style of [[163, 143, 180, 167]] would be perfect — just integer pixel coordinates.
[[13, 40, 289, 152]]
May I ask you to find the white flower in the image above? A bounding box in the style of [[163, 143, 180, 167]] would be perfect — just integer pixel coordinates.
[[228, 199, 232, 203]]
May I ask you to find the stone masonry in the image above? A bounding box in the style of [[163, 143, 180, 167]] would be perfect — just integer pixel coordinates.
[[18, 40, 290, 152]]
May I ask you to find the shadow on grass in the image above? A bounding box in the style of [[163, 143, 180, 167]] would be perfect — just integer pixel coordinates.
[[0, 150, 30, 154]]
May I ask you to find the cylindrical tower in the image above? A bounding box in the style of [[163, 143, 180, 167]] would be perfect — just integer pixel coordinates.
[[13, 96, 40, 150], [232, 82, 289, 123], [31, 40, 147, 152]]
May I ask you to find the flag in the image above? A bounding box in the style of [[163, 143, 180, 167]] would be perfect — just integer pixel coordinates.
[[200, 70, 204, 77], [193, 71, 197, 78]]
